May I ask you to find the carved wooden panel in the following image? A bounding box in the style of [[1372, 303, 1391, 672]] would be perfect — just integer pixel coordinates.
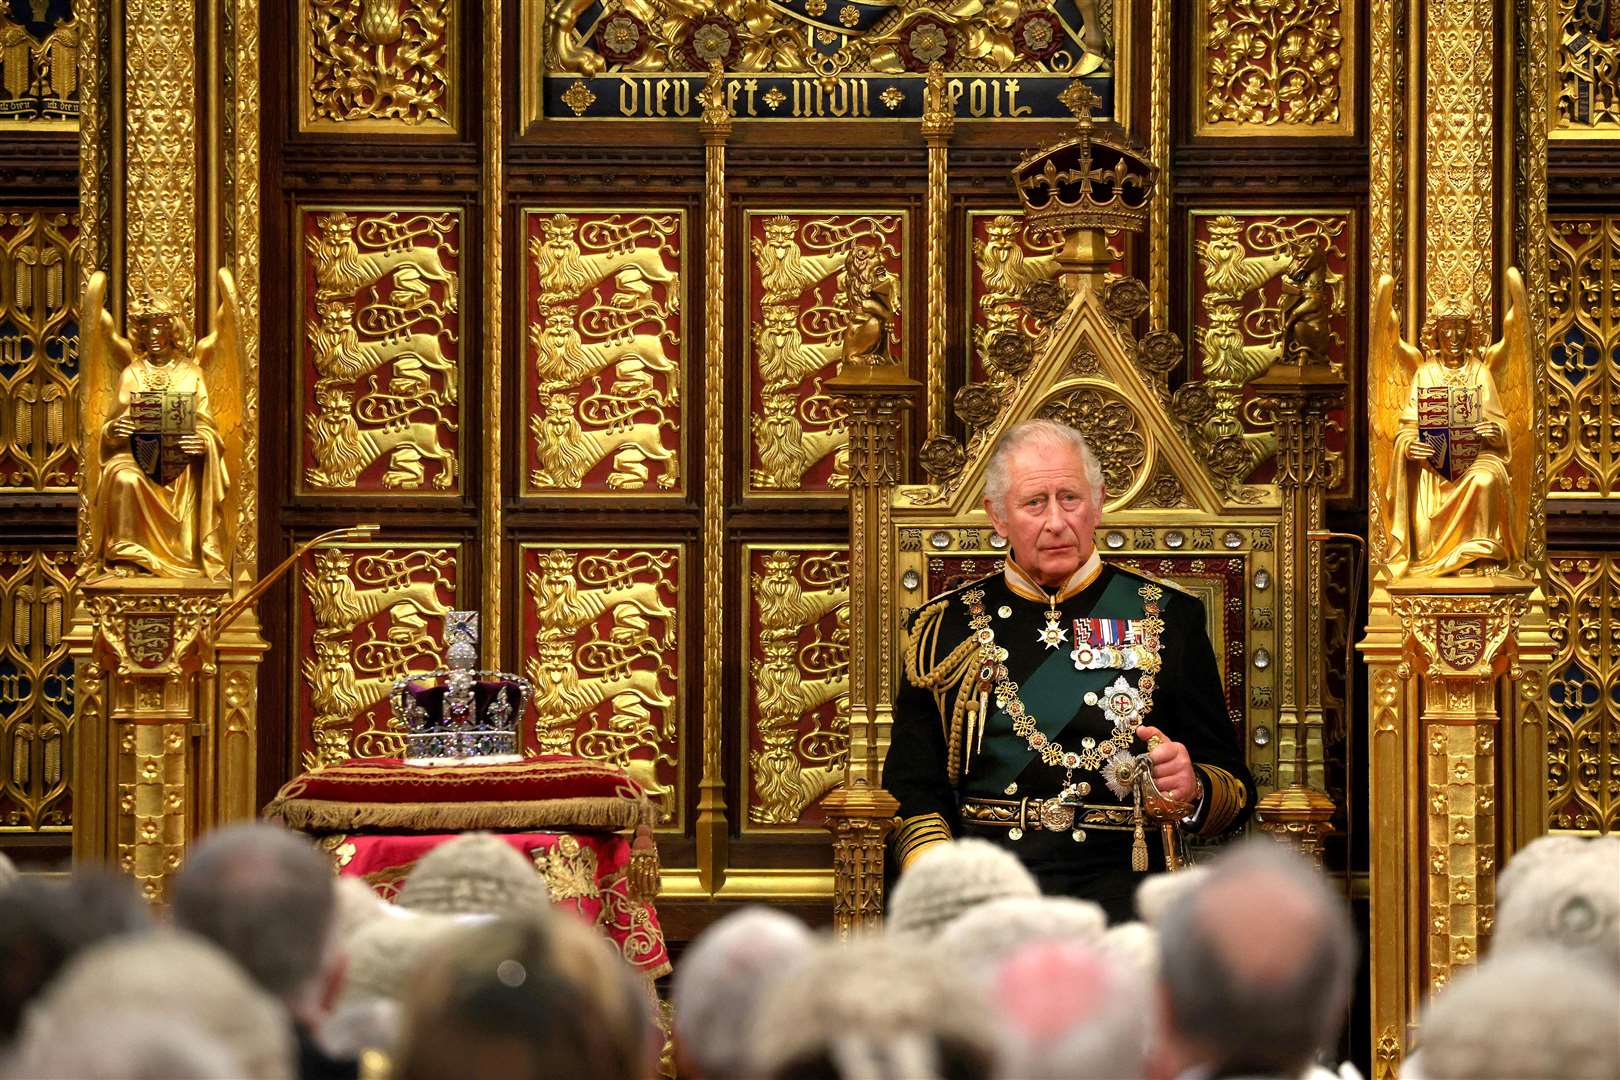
[[1546, 554, 1620, 832], [522, 209, 685, 497], [746, 209, 907, 498], [1195, 0, 1353, 137], [1178, 210, 1354, 497], [0, 2, 79, 128], [0, 547, 74, 830], [742, 546, 849, 832], [0, 210, 79, 491], [965, 209, 1124, 385], [297, 206, 462, 496], [1548, 217, 1620, 498], [530, 1, 1124, 124], [300, 0, 456, 133], [294, 542, 460, 770], [519, 544, 684, 828]]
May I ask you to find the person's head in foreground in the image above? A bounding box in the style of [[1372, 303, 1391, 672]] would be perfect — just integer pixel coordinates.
[[749, 936, 998, 1080], [171, 821, 341, 1030], [886, 837, 1041, 941], [1493, 833, 1620, 977], [983, 419, 1106, 587], [7, 930, 296, 1080], [991, 938, 1151, 1080], [1154, 840, 1355, 1079], [395, 911, 653, 1080], [672, 906, 815, 1079], [1414, 947, 1620, 1080]]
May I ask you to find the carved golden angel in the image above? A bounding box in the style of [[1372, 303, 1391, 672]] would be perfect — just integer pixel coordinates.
[[1370, 269, 1534, 579], [79, 269, 243, 580]]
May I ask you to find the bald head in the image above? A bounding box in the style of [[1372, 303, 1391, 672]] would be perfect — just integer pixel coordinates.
[[1157, 841, 1355, 1077]]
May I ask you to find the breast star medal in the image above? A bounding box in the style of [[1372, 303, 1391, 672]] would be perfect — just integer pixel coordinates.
[[1037, 590, 1066, 649]]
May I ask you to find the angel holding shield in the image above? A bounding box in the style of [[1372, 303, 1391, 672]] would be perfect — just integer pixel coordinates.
[[80, 269, 241, 580], [1372, 268, 1533, 579]]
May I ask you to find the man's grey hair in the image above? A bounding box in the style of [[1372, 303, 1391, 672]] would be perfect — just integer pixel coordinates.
[[1493, 834, 1619, 977], [992, 940, 1152, 1080], [1417, 947, 1620, 1080], [9, 930, 295, 1080], [886, 837, 1040, 941], [983, 419, 1105, 512], [7, 1009, 246, 1079], [672, 907, 814, 1079], [937, 895, 1107, 979], [1156, 839, 1356, 1077], [172, 821, 336, 1004]]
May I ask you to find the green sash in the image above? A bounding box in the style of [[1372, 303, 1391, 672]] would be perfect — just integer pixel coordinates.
[[971, 572, 1152, 795]]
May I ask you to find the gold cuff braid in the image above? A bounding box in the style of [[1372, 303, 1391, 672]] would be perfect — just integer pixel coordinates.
[[1191, 764, 1248, 837], [894, 812, 953, 868]]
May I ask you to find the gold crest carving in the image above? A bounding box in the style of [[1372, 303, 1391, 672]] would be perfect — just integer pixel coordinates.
[[1196, 0, 1353, 136], [1545, 555, 1620, 833], [521, 546, 682, 825], [744, 547, 850, 828], [1435, 616, 1488, 670], [748, 211, 906, 496], [300, 208, 461, 494], [1547, 217, 1620, 496], [302, 0, 455, 132], [523, 211, 684, 495], [0, 8, 79, 127], [296, 544, 457, 768]]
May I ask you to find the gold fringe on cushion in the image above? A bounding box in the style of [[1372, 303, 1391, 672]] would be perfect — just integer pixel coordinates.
[[263, 795, 651, 834], [627, 824, 661, 902]]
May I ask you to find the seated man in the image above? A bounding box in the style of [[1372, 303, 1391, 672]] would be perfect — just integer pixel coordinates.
[[883, 419, 1255, 921]]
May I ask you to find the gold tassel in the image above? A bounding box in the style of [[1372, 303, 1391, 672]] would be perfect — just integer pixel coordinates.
[[976, 689, 989, 756], [1131, 785, 1148, 871], [627, 824, 661, 902]]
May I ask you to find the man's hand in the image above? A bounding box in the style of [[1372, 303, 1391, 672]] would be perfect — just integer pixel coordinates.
[[1405, 439, 1436, 461], [1476, 420, 1504, 447], [110, 415, 135, 438], [1135, 724, 1197, 804]]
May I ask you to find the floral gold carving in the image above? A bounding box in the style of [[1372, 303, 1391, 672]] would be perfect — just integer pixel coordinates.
[[297, 544, 456, 768], [1424, 0, 1494, 320], [1036, 386, 1146, 497], [124, 0, 196, 310], [521, 546, 681, 825], [0, 211, 80, 491], [748, 212, 905, 494], [524, 211, 683, 495], [1546, 217, 1620, 496], [303, 0, 454, 131], [0, 548, 75, 829], [1197, 0, 1351, 135], [1545, 555, 1620, 833], [301, 209, 461, 493], [746, 549, 850, 828]]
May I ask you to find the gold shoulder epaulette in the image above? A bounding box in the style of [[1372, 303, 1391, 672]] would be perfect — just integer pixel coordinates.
[[902, 579, 985, 692], [1106, 560, 1195, 597]]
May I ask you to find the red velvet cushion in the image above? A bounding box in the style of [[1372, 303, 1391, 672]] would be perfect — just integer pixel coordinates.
[[263, 756, 652, 833]]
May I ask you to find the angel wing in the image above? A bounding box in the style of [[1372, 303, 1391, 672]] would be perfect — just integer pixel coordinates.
[[75, 271, 132, 571], [1368, 274, 1424, 554], [196, 267, 244, 578], [1485, 266, 1533, 569]]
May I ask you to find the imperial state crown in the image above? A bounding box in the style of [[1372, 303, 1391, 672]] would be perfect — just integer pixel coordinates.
[[389, 611, 531, 764]]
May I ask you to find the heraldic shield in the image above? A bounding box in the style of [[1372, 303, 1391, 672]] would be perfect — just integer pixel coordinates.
[[128, 391, 199, 485]]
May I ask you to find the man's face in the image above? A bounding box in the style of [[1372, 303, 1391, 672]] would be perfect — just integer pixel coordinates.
[[985, 442, 1103, 586]]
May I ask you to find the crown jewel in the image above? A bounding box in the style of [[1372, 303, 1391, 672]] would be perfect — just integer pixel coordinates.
[[1012, 80, 1156, 239], [390, 611, 531, 764]]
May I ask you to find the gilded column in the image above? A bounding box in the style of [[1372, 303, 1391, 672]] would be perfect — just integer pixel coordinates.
[[696, 66, 731, 894], [1147, 0, 1171, 322], [482, 0, 504, 663], [124, 0, 199, 310], [921, 64, 953, 438]]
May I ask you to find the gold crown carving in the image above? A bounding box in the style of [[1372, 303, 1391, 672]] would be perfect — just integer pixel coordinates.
[[1011, 83, 1156, 239]]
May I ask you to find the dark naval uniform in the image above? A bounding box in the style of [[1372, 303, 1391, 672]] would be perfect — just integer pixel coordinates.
[[883, 555, 1255, 922]]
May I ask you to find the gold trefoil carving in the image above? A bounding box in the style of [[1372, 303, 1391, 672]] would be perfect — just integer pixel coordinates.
[[1175, 213, 1348, 498], [305, 210, 460, 492], [524, 548, 679, 823], [1198, 0, 1346, 130], [301, 546, 454, 767], [304, 0, 453, 129], [750, 213, 904, 492], [0, 211, 79, 491], [748, 549, 850, 826], [0, 549, 75, 829], [1035, 387, 1145, 498], [0, 9, 78, 124], [1546, 217, 1620, 496], [527, 212, 682, 493]]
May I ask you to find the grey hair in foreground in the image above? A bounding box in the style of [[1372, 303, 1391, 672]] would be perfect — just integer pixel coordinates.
[[983, 420, 1105, 513], [1156, 840, 1355, 1077]]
